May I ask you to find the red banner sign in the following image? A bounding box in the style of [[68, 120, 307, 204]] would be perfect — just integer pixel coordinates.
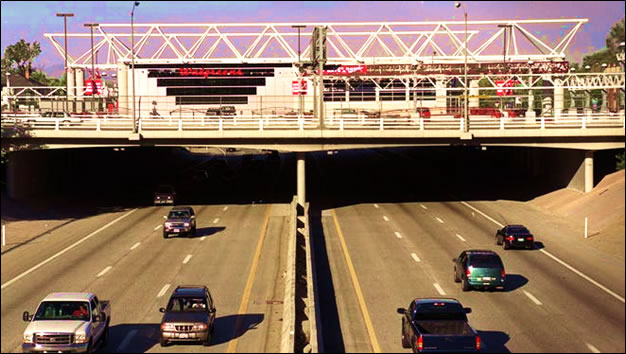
[[495, 80, 519, 96], [322, 65, 367, 76], [178, 67, 244, 78], [292, 80, 308, 95], [84, 78, 104, 96]]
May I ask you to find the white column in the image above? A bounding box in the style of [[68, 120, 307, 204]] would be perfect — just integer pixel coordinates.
[[435, 79, 447, 113], [67, 68, 75, 113], [554, 79, 564, 118], [297, 152, 306, 208], [75, 68, 84, 113], [469, 80, 479, 108], [585, 151, 594, 193], [118, 63, 128, 116]]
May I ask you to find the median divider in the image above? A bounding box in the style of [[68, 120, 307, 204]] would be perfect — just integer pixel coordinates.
[[280, 196, 298, 352]]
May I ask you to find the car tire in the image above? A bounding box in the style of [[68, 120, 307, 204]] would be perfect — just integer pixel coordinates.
[[454, 268, 460, 283], [160, 337, 169, 347], [528, 243, 534, 250], [462, 279, 470, 292], [193, 226, 197, 235], [203, 336, 211, 346], [496, 235, 503, 245], [102, 323, 109, 346], [503, 241, 509, 250], [401, 319, 410, 348], [87, 340, 93, 353], [163, 231, 168, 239]]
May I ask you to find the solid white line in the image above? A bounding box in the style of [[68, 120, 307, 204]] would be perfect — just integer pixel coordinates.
[[374, 203, 379, 208], [411, 253, 421, 262], [383, 216, 389, 222], [130, 242, 141, 250], [539, 249, 625, 303], [433, 283, 446, 295], [213, 218, 219, 224], [456, 233, 466, 242], [117, 329, 137, 351], [461, 201, 625, 304], [153, 224, 162, 231], [200, 236, 206, 241], [157, 284, 171, 298], [1, 208, 138, 290], [523, 290, 543, 305], [223, 206, 229, 211], [394, 232, 403, 239], [420, 204, 428, 210], [183, 254, 192, 264], [96, 266, 112, 278], [460, 201, 504, 227], [586, 343, 601, 353], [436, 217, 444, 224]]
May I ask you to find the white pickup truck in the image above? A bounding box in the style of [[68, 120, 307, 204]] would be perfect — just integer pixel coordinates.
[[22, 292, 111, 353]]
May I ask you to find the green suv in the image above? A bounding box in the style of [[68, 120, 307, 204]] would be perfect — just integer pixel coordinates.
[[453, 250, 505, 291]]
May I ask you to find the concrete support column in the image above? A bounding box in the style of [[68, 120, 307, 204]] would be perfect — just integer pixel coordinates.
[[435, 79, 447, 113], [67, 68, 75, 112], [118, 63, 128, 116], [75, 68, 85, 113], [601, 90, 608, 112], [554, 79, 564, 118], [297, 152, 306, 209], [469, 80, 479, 108], [585, 151, 594, 193]]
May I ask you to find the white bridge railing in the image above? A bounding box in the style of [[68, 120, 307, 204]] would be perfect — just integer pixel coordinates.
[[1, 113, 624, 132]]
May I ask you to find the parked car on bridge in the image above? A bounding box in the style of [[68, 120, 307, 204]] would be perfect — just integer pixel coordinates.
[[397, 298, 480, 353], [163, 206, 197, 238], [25, 111, 82, 127], [154, 184, 176, 205], [159, 285, 216, 347], [22, 292, 111, 353], [496, 224, 535, 249], [453, 250, 505, 291], [205, 106, 237, 117]]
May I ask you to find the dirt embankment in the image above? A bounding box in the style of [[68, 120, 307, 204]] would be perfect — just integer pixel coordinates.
[[530, 169, 625, 260]]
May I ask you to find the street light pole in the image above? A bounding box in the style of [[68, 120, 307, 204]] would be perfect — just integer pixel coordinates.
[[131, 1, 140, 133], [455, 2, 469, 132], [292, 25, 306, 117], [56, 13, 74, 114], [84, 23, 99, 113]]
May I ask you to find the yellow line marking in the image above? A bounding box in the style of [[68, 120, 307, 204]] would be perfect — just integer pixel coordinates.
[[226, 205, 272, 353], [331, 209, 382, 353]]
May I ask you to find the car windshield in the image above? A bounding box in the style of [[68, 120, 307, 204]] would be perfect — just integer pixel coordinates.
[[414, 303, 467, 321], [167, 297, 207, 312], [470, 254, 503, 268], [157, 186, 174, 193], [168, 211, 190, 219], [34, 301, 90, 321]]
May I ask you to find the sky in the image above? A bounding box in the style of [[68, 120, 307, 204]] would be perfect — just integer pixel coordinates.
[[1, 1, 624, 77]]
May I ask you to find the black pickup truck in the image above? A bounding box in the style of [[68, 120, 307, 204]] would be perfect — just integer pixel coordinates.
[[397, 298, 480, 353]]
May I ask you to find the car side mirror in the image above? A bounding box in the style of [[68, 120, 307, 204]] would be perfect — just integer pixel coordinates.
[[452, 258, 457, 263], [191, 215, 196, 219], [396, 308, 406, 315], [464, 307, 472, 314], [23, 311, 31, 322], [159, 308, 166, 313], [210, 308, 216, 314]]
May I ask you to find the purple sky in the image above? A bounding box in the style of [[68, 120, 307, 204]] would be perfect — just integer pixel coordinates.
[[1, 1, 624, 77]]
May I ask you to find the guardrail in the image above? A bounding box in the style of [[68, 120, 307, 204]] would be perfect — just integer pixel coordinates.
[[2, 113, 624, 131], [280, 196, 298, 353]]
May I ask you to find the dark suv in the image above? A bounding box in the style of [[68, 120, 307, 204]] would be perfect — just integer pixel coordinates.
[[496, 225, 534, 250], [159, 285, 216, 347], [154, 185, 176, 205], [453, 250, 505, 291], [163, 206, 196, 238]]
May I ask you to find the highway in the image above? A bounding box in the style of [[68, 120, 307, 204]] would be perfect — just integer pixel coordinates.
[[310, 148, 625, 353], [0, 203, 291, 353]]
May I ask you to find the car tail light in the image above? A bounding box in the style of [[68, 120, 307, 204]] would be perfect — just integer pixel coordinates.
[[501, 269, 506, 280], [167, 196, 172, 200], [466, 266, 472, 278], [506, 236, 515, 241], [416, 335, 423, 351], [476, 335, 481, 351], [156, 196, 160, 199], [526, 236, 533, 240]]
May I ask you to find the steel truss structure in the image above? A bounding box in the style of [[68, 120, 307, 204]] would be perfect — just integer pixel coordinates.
[[44, 19, 588, 68]]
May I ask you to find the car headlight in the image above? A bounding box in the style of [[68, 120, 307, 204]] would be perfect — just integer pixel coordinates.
[[23, 333, 33, 344], [161, 323, 176, 331], [193, 323, 208, 331], [165, 222, 172, 227], [184, 223, 190, 227], [74, 333, 88, 344]]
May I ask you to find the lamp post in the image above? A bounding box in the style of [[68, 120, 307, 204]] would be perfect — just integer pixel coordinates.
[[131, 1, 140, 133], [84, 23, 99, 112], [292, 25, 306, 117], [56, 13, 74, 114], [527, 60, 534, 117], [455, 2, 469, 132]]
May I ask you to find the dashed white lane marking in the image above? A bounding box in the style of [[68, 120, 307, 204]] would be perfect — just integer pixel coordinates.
[[460, 201, 626, 304], [96, 266, 112, 278], [117, 329, 137, 352], [456, 233, 466, 242], [411, 253, 421, 262], [420, 204, 428, 210], [130, 242, 141, 250], [200, 236, 206, 241], [523, 290, 543, 305], [374, 203, 379, 208], [394, 232, 403, 239], [436, 217, 444, 224], [223, 206, 229, 211], [183, 255, 192, 264], [383, 216, 389, 222], [153, 224, 162, 231], [213, 218, 220, 224], [586, 343, 601, 353], [1, 208, 138, 290], [433, 283, 446, 295], [157, 284, 171, 298]]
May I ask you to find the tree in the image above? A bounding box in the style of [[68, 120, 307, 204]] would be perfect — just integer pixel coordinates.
[[3, 39, 41, 79], [606, 18, 625, 56]]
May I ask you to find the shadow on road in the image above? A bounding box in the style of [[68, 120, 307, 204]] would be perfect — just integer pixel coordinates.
[[210, 313, 264, 346], [504, 274, 528, 292], [477, 330, 511, 353], [190, 226, 226, 238]]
